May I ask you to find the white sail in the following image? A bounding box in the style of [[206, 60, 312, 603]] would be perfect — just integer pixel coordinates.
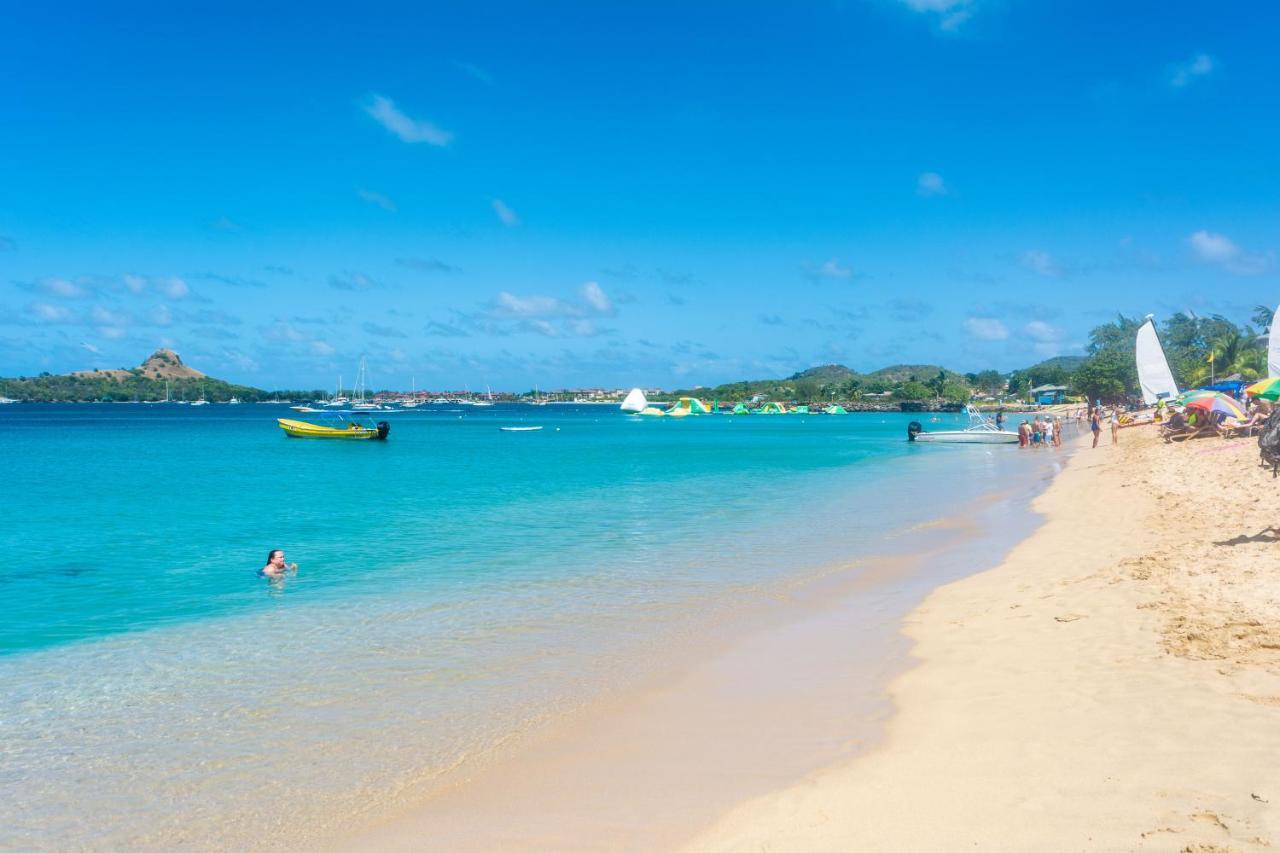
[[1135, 317, 1179, 405], [1269, 303, 1280, 378], [620, 387, 648, 413]]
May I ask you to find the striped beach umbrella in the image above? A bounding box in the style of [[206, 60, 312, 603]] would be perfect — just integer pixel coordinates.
[[1175, 388, 1218, 404], [1184, 392, 1247, 421], [1246, 377, 1280, 401]]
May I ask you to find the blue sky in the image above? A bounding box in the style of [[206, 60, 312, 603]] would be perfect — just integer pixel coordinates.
[[2, 1, 1277, 390]]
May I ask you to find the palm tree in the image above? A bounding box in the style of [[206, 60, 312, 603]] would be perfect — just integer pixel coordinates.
[[1253, 304, 1276, 333], [1188, 327, 1267, 383]]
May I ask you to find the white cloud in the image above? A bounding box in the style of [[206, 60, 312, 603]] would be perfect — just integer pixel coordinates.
[[159, 277, 189, 299], [310, 340, 336, 356], [1019, 249, 1062, 277], [896, 0, 975, 31], [150, 305, 174, 326], [492, 198, 520, 226], [964, 317, 1009, 340], [31, 302, 72, 322], [1171, 53, 1214, 88], [1188, 229, 1272, 275], [80, 341, 100, 354], [454, 61, 494, 86], [581, 281, 612, 314], [916, 171, 947, 196], [802, 258, 853, 281], [364, 94, 453, 146], [495, 291, 569, 317], [357, 188, 397, 212], [40, 277, 89, 298], [123, 274, 147, 294], [328, 271, 379, 291], [100, 326, 127, 340], [1024, 320, 1060, 342]]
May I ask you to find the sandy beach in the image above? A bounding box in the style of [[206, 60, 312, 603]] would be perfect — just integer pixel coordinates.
[[685, 426, 1280, 851]]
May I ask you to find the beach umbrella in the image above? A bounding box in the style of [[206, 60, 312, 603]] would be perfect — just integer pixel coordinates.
[[1246, 377, 1280, 401], [1175, 389, 1218, 404], [1184, 392, 1247, 421]]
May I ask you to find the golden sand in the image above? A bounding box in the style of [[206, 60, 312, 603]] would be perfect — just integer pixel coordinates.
[[685, 427, 1280, 851]]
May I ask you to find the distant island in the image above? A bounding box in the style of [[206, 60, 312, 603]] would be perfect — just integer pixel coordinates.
[[0, 349, 316, 403]]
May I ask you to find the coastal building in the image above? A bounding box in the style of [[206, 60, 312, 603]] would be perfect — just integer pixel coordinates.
[[1029, 384, 1069, 405]]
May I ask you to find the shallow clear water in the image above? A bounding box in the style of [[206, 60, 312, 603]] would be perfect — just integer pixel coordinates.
[[0, 403, 1061, 848]]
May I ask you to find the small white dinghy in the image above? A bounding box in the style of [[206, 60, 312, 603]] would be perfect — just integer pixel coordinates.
[[907, 406, 1019, 444], [499, 426, 543, 432]]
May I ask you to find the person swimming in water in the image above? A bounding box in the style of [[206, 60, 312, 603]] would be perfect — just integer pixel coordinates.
[[260, 549, 298, 578]]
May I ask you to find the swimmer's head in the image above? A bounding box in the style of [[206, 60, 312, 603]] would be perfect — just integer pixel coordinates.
[[267, 549, 285, 566]]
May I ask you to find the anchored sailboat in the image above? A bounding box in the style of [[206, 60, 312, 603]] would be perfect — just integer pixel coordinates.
[[1135, 316, 1180, 405]]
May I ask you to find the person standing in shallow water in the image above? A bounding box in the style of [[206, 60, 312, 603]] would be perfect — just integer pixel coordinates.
[[260, 549, 298, 578]]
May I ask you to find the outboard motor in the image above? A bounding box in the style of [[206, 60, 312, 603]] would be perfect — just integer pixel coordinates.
[[906, 421, 923, 442], [376, 421, 391, 441]]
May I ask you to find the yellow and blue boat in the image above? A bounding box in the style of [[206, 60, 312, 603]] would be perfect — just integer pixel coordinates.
[[277, 412, 390, 440]]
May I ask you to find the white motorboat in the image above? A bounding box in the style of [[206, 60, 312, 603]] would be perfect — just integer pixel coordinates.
[[908, 406, 1019, 444]]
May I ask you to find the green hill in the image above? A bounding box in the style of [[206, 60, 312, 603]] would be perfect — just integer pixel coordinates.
[[0, 349, 316, 402]]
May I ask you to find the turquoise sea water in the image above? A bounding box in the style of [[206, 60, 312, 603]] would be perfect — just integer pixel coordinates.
[[1, 403, 1063, 848]]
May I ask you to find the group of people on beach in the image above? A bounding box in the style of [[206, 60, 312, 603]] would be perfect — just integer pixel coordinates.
[[1015, 414, 1067, 448], [1160, 396, 1274, 443]]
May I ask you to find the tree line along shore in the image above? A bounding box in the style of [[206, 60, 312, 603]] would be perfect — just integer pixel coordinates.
[[2, 310, 1265, 406]]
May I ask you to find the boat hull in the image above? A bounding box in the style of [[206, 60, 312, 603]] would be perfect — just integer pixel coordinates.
[[277, 418, 388, 440], [913, 430, 1019, 444]]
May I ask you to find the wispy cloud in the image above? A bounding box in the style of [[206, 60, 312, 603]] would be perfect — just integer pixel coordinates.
[[802, 258, 853, 282], [362, 321, 407, 338], [492, 198, 520, 226], [887, 298, 933, 322], [364, 94, 453, 146], [1171, 53, 1214, 88], [964, 317, 1009, 341], [158, 277, 190, 299], [895, 0, 975, 32], [80, 341, 100, 354], [453, 61, 494, 86], [199, 272, 267, 289], [210, 216, 242, 232], [29, 302, 74, 323], [356, 188, 398, 212], [328, 271, 380, 291], [396, 256, 460, 274], [916, 171, 947, 196], [1019, 249, 1062, 277], [581, 281, 612, 314], [1024, 320, 1061, 342], [1188, 230, 1272, 275]]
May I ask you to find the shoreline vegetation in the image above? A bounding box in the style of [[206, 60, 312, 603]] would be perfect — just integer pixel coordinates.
[[3, 310, 1266, 407], [682, 425, 1280, 850]]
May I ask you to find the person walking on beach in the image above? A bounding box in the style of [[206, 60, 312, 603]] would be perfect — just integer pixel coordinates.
[[1090, 408, 1102, 448], [1018, 419, 1030, 447], [1110, 407, 1120, 445], [260, 549, 298, 579]]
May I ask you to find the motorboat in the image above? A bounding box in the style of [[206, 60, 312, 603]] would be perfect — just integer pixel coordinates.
[[277, 411, 390, 440], [907, 406, 1019, 444]]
